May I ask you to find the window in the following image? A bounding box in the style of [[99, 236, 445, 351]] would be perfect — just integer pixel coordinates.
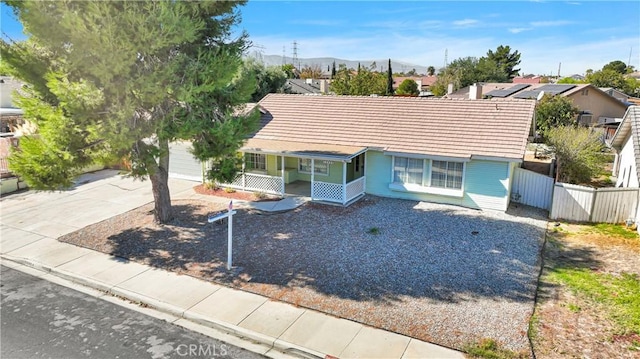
[[299, 158, 329, 175], [431, 161, 463, 189], [394, 157, 424, 185], [578, 112, 592, 125], [245, 153, 266, 171]]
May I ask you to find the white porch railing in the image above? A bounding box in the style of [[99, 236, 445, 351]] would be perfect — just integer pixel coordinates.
[[345, 176, 366, 203], [220, 172, 284, 195], [312, 181, 343, 203], [312, 176, 366, 205]]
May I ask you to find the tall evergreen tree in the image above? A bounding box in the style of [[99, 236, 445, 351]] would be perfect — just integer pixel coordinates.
[[485, 45, 521, 80], [2, 0, 258, 223], [331, 61, 336, 79], [386, 59, 394, 95]]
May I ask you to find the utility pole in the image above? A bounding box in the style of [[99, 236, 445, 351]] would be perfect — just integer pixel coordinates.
[[557, 62, 561, 78], [444, 48, 448, 69], [292, 41, 299, 70], [282, 45, 286, 66]]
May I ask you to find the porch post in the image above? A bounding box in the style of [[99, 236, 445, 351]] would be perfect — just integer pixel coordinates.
[[241, 152, 246, 190], [311, 158, 315, 200], [280, 155, 285, 197], [342, 161, 347, 204], [363, 152, 367, 191]]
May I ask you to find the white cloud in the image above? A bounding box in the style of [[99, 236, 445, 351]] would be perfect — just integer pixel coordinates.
[[530, 20, 574, 27], [508, 27, 531, 34], [452, 19, 479, 27]]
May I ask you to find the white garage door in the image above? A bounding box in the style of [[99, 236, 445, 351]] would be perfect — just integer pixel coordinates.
[[169, 141, 203, 182]]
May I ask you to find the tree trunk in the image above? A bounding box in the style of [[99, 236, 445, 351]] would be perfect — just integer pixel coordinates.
[[149, 139, 173, 224]]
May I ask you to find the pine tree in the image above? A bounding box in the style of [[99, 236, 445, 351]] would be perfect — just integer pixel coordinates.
[[2, 1, 258, 223]]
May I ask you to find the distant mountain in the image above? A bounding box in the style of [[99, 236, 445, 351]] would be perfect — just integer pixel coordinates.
[[255, 54, 429, 75]]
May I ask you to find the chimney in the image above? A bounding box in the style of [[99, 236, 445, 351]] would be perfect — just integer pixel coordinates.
[[320, 80, 327, 94], [469, 83, 483, 100], [447, 83, 454, 95]]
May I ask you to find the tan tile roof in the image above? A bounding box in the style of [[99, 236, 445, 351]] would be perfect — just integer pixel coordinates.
[[254, 94, 536, 161]]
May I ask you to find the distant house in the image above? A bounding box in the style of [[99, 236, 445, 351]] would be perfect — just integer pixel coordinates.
[[446, 83, 629, 131], [0, 76, 25, 134], [285, 78, 329, 95], [169, 94, 536, 212], [599, 87, 635, 104], [393, 76, 437, 96], [512, 75, 544, 84], [610, 106, 639, 188]]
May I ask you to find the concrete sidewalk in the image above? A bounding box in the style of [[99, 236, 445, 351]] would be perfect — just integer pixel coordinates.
[[0, 170, 464, 359]]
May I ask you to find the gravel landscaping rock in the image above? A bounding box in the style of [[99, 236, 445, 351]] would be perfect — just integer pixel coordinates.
[[59, 195, 547, 354]]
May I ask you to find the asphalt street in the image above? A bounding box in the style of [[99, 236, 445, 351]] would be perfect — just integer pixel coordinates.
[[1, 265, 266, 359]]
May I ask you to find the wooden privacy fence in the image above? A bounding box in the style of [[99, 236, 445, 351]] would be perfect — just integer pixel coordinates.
[[549, 183, 639, 223]]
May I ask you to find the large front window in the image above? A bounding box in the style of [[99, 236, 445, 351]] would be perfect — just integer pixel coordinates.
[[431, 160, 463, 189], [246, 153, 266, 171], [394, 157, 424, 185], [299, 158, 329, 175]]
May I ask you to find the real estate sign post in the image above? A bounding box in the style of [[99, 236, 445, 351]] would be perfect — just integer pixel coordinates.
[[208, 201, 236, 270]]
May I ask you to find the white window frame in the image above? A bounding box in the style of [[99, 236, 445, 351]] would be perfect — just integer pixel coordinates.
[[430, 160, 464, 190], [245, 153, 266, 171], [298, 158, 329, 176], [392, 156, 425, 185], [389, 155, 465, 198]]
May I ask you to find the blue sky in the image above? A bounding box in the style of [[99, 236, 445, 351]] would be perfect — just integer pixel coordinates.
[[2, 1, 639, 76]]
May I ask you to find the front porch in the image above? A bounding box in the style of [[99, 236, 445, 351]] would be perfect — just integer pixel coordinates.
[[217, 139, 367, 206]]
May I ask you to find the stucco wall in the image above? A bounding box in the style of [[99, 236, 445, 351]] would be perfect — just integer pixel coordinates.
[[365, 150, 512, 211], [568, 89, 627, 125]]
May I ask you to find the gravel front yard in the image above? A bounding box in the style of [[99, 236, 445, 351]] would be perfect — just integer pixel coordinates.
[[59, 195, 547, 354]]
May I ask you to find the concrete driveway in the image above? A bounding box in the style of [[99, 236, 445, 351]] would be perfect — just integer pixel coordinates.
[[1, 169, 198, 251]]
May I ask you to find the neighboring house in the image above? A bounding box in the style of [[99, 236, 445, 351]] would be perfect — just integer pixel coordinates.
[[608, 106, 640, 233], [446, 82, 628, 128], [169, 94, 536, 212], [512, 75, 544, 84], [600, 87, 633, 104], [285, 79, 329, 95], [609, 106, 640, 188], [0, 76, 25, 134], [393, 76, 437, 96]]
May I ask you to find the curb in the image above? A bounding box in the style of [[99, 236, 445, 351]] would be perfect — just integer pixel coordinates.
[[0, 254, 324, 359]]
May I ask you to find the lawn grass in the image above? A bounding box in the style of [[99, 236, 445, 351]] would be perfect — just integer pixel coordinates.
[[587, 223, 639, 240], [463, 338, 529, 359], [548, 268, 640, 335]]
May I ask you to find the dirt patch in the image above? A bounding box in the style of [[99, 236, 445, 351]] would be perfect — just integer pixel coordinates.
[[531, 223, 640, 358], [193, 184, 280, 202]]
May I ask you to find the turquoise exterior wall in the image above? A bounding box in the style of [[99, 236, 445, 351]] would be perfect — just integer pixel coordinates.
[[365, 150, 512, 211], [461, 159, 511, 211]]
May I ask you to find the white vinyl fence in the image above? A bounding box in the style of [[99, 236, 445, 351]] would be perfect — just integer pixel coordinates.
[[550, 183, 639, 223], [511, 167, 554, 210]]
